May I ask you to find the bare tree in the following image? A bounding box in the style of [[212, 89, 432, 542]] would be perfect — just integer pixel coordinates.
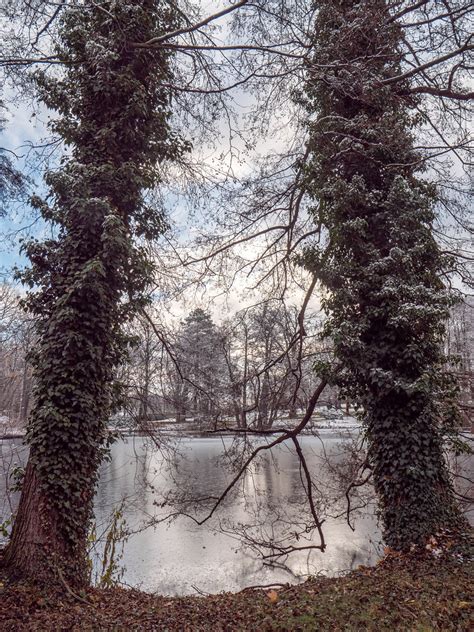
[[0, 284, 33, 431]]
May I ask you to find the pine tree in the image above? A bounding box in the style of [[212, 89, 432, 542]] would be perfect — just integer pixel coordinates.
[[176, 308, 224, 421], [4, 1, 188, 586]]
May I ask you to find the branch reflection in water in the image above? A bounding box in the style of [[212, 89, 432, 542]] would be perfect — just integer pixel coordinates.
[[2, 434, 472, 595]]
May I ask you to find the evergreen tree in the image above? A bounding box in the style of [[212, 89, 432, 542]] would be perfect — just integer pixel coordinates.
[[302, 0, 468, 550], [175, 308, 224, 421], [4, 1, 188, 586]]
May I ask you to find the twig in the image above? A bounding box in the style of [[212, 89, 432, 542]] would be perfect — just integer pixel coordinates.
[[57, 566, 91, 606], [183, 380, 327, 528], [240, 582, 288, 592]]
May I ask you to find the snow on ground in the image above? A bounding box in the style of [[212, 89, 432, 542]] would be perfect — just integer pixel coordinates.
[[0, 416, 24, 439]]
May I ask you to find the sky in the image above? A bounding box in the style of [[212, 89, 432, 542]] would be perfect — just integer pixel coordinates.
[[0, 91, 51, 277], [0, 0, 471, 316], [0, 0, 311, 324], [0, 72, 306, 324]]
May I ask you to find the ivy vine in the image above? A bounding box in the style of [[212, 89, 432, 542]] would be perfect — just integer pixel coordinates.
[[15, 0, 188, 579], [301, 0, 468, 549]]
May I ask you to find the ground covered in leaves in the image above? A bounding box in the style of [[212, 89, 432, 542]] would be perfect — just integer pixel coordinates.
[[0, 554, 473, 631]]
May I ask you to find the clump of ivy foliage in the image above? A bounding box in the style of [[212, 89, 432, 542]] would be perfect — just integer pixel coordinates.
[[300, 0, 469, 549], [9, 0, 189, 582]]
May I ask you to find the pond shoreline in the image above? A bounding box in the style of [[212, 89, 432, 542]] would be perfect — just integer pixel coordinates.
[[1, 426, 361, 442], [2, 433, 473, 597], [3, 423, 472, 442]]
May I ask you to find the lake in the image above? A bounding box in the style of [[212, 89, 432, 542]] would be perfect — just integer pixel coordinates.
[[1, 433, 472, 595]]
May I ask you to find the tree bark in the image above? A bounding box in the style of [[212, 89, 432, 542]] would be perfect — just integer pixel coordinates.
[[3, 459, 89, 586]]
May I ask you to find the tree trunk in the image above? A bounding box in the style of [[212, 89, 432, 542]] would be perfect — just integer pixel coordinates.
[[19, 363, 30, 425], [305, 0, 468, 549], [367, 391, 467, 549], [288, 401, 297, 419], [233, 401, 242, 428], [3, 459, 89, 586], [2, 0, 183, 589], [138, 332, 151, 423]]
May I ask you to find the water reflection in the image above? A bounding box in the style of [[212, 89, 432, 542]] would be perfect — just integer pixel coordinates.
[[93, 435, 381, 594], [1, 434, 472, 595]]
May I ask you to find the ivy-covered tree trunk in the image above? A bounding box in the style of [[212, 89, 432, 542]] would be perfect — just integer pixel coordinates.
[[4, 1, 186, 586], [303, 0, 468, 550]]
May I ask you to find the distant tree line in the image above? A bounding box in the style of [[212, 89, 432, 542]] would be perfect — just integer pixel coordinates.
[[1, 288, 472, 434], [123, 304, 327, 430]]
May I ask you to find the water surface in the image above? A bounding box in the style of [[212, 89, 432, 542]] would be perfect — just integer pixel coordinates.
[[1, 434, 471, 595]]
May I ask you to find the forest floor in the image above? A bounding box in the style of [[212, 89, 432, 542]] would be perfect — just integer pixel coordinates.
[[0, 551, 473, 631]]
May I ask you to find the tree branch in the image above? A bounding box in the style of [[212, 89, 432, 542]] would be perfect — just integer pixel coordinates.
[[134, 0, 250, 47]]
